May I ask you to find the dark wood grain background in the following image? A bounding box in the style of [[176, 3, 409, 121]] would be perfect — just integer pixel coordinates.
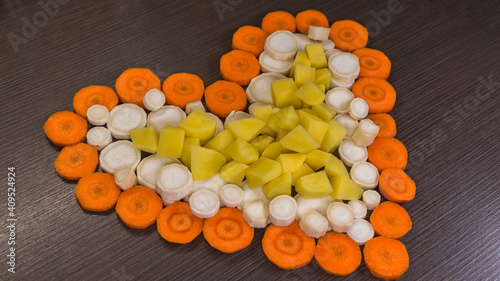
[[1, 0, 499, 280]]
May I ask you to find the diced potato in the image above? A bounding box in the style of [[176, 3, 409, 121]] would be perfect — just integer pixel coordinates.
[[289, 51, 311, 77], [320, 119, 347, 153], [157, 126, 184, 158], [250, 135, 275, 155], [227, 138, 259, 165], [297, 110, 329, 144], [178, 109, 216, 145], [305, 149, 332, 171], [324, 155, 349, 178], [204, 129, 234, 161], [295, 81, 325, 106], [312, 103, 336, 121], [305, 43, 328, 68], [295, 170, 333, 198], [263, 172, 292, 200], [259, 126, 277, 138], [220, 160, 249, 185], [252, 105, 276, 122], [330, 174, 364, 200], [291, 163, 315, 186], [180, 137, 200, 169], [294, 65, 316, 87], [130, 126, 159, 154], [316, 83, 326, 93], [261, 142, 282, 159], [276, 153, 307, 174], [226, 117, 266, 142], [267, 106, 299, 132], [271, 78, 302, 109], [279, 125, 320, 154], [190, 146, 227, 181], [275, 129, 289, 141], [297, 108, 317, 116], [245, 157, 282, 189], [315, 68, 331, 90]]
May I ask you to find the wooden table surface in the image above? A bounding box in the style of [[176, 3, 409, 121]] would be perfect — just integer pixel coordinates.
[[1, 0, 499, 280]]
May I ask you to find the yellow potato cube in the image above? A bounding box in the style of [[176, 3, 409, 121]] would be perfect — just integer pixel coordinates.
[[204, 129, 234, 162], [271, 78, 302, 109], [178, 109, 216, 145], [130, 126, 159, 154], [289, 51, 311, 77], [294, 64, 316, 87], [220, 160, 249, 185], [263, 172, 292, 200], [267, 106, 299, 132], [157, 126, 185, 158], [295, 170, 333, 198], [250, 135, 275, 155], [226, 117, 265, 142], [261, 142, 282, 159], [275, 129, 289, 141], [305, 149, 332, 171], [305, 43, 327, 68], [279, 125, 320, 154], [320, 119, 347, 153], [297, 110, 329, 144], [276, 153, 307, 174], [291, 163, 315, 186], [295, 81, 325, 106], [324, 155, 349, 178], [180, 137, 200, 169], [227, 138, 259, 165], [315, 68, 331, 90], [190, 146, 227, 181], [330, 174, 364, 200], [311, 103, 336, 121], [245, 157, 282, 189], [252, 105, 276, 122]]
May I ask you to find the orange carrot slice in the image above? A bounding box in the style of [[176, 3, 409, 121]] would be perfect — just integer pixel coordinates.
[[363, 236, 409, 280], [232, 25, 269, 57], [368, 137, 407, 172], [220, 50, 260, 86], [44, 111, 88, 147], [329, 20, 368, 52], [54, 143, 98, 180], [352, 48, 391, 79], [202, 207, 254, 253], [204, 80, 247, 118], [379, 168, 416, 203], [156, 201, 204, 244], [262, 221, 316, 269], [366, 113, 397, 137], [352, 77, 396, 113], [295, 9, 329, 34], [73, 85, 119, 119], [74, 172, 121, 212], [162, 73, 205, 109], [261, 11, 296, 34], [115, 185, 163, 229], [115, 68, 161, 108], [314, 232, 362, 276], [370, 201, 412, 239]]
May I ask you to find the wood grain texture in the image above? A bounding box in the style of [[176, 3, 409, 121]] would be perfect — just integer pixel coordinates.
[[0, 0, 499, 280]]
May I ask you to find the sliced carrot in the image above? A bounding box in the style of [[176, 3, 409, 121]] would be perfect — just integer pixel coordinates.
[[261, 11, 296, 34], [370, 201, 412, 239], [262, 221, 316, 269], [54, 143, 98, 180], [314, 232, 361, 276], [368, 137, 407, 172], [352, 48, 392, 79], [44, 111, 88, 147], [366, 113, 397, 137], [203, 207, 254, 253], [220, 50, 260, 86], [352, 77, 396, 113], [363, 236, 409, 280], [329, 20, 368, 52], [156, 201, 203, 244], [115, 185, 163, 229], [379, 168, 416, 203], [232, 25, 269, 57], [204, 80, 247, 118], [162, 73, 205, 109], [115, 68, 161, 108], [73, 85, 119, 119], [74, 172, 121, 212], [295, 9, 329, 34]]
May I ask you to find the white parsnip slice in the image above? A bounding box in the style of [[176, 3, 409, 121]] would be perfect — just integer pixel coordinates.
[[86, 127, 112, 151], [86, 105, 109, 126], [114, 167, 137, 191], [325, 48, 342, 59], [350, 161, 380, 190], [264, 30, 299, 60], [321, 40, 336, 52], [352, 119, 380, 147], [238, 181, 270, 210], [299, 210, 329, 238], [338, 140, 368, 167], [348, 98, 369, 120], [185, 100, 205, 114], [334, 114, 359, 138], [107, 104, 147, 139], [220, 184, 244, 208], [347, 219, 374, 245], [246, 72, 286, 105], [224, 111, 251, 126], [147, 105, 186, 132], [325, 87, 355, 114], [348, 200, 368, 219], [143, 89, 165, 112], [205, 112, 224, 136], [136, 155, 180, 189], [99, 140, 141, 174], [326, 202, 354, 233], [293, 33, 317, 52], [189, 190, 220, 218], [185, 173, 227, 203], [243, 201, 269, 228], [308, 26, 330, 41], [268, 195, 297, 226], [295, 194, 337, 220], [328, 52, 360, 81], [363, 190, 381, 210], [330, 75, 355, 90], [259, 51, 293, 76], [156, 164, 193, 204]]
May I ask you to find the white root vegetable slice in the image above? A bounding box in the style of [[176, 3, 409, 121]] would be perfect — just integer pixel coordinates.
[[350, 161, 380, 190], [147, 105, 186, 132], [224, 111, 251, 126], [321, 40, 336, 52], [338, 140, 368, 167], [87, 105, 109, 126], [114, 167, 137, 191], [328, 52, 360, 81], [107, 104, 147, 139], [325, 87, 355, 114], [99, 140, 141, 174], [136, 155, 180, 189], [293, 33, 317, 52], [299, 210, 329, 238], [238, 181, 270, 210], [259, 51, 293, 76], [295, 194, 337, 220], [352, 119, 380, 147], [363, 190, 381, 210], [86, 127, 112, 151], [246, 72, 286, 105], [243, 201, 269, 228], [185, 100, 205, 114], [325, 48, 342, 59], [268, 195, 297, 226], [205, 112, 224, 136], [334, 114, 359, 138], [264, 30, 299, 60], [308, 26, 330, 41], [219, 184, 244, 208], [348, 200, 368, 219], [348, 98, 369, 120], [156, 164, 193, 204], [330, 75, 355, 90], [326, 202, 354, 233], [185, 173, 227, 203], [347, 219, 374, 245], [143, 89, 165, 112], [189, 190, 220, 218]]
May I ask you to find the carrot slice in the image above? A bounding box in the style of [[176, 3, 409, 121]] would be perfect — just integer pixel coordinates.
[[115, 185, 163, 229], [352, 48, 391, 79], [162, 73, 205, 109], [232, 25, 269, 57], [44, 111, 88, 147], [115, 68, 161, 108], [363, 236, 409, 280], [379, 168, 416, 203], [352, 77, 396, 113], [54, 143, 98, 180], [261, 11, 296, 34], [204, 80, 247, 118], [73, 85, 119, 119], [295, 9, 329, 34], [220, 50, 260, 86], [329, 20, 368, 52], [262, 221, 316, 269], [366, 113, 397, 137], [203, 207, 254, 253], [314, 232, 362, 276], [368, 137, 407, 172], [75, 172, 121, 212], [370, 201, 412, 239], [156, 201, 203, 244]]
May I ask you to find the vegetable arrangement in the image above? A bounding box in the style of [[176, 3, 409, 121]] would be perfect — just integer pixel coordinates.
[[44, 8, 416, 280]]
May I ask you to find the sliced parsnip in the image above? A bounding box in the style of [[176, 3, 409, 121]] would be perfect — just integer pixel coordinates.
[[143, 89, 165, 112], [114, 167, 137, 191], [308, 26, 330, 41], [326, 202, 354, 233], [238, 181, 270, 210], [352, 119, 380, 147], [99, 140, 141, 174], [147, 105, 186, 132], [205, 112, 224, 136], [330, 75, 355, 90], [224, 111, 251, 127], [86, 127, 112, 151], [243, 201, 269, 228], [325, 87, 355, 114], [321, 40, 336, 52], [328, 52, 360, 82], [347, 98, 369, 120], [259, 51, 293, 76], [299, 210, 329, 238], [264, 30, 299, 60], [334, 114, 359, 137], [325, 48, 342, 60], [220, 184, 244, 207], [268, 195, 297, 226], [185, 100, 205, 114], [295, 194, 337, 220], [156, 163, 193, 204], [185, 173, 227, 203], [189, 190, 220, 218], [293, 33, 317, 52], [136, 155, 180, 189], [350, 161, 380, 190], [347, 219, 374, 245], [246, 73, 287, 105], [108, 104, 147, 139], [363, 190, 381, 210], [87, 105, 109, 126], [348, 199, 368, 219], [338, 140, 368, 167]]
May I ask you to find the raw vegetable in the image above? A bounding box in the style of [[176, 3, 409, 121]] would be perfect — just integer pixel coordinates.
[[320, 118, 347, 153], [367, 137, 408, 172], [220, 50, 260, 86], [86, 127, 112, 151], [136, 155, 179, 189], [219, 184, 244, 207], [99, 140, 141, 174], [147, 105, 186, 132], [347, 199, 367, 219], [293, 64, 315, 87], [379, 168, 416, 202], [73, 85, 118, 119], [245, 157, 282, 188], [156, 164, 193, 204], [54, 143, 98, 180], [261, 11, 296, 34], [262, 172, 292, 200], [362, 190, 381, 210], [334, 114, 358, 137], [130, 126, 160, 154], [321, 40, 335, 51], [240, 181, 270, 208], [338, 140, 368, 167], [279, 125, 320, 154], [347, 98, 369, 120], [366, 113, 397, 138], [86, 104, 109, 125], [295, 9, 329, 34], [224, 110, 251, 126], [347, 218, 374, 245], [330, 75, 355, 89], [305, 43, 328, 68], [143, 88, 165, 111], [115, 185, 163, 229], [259, 51, 293, 75], [328, 51, 360, 82], [232, 25, 269, 56], [329, 20, 368, 52], [226, 117, 265, 142], [187, 173, 227, 202], [299, 210, 329, 238], [162, 73, 205, 109], [329, 174, 364, 200], [204, 80, 247, 118], [352, 48, 391, 79], [370, 201, 412, 239], [314, 232, 361, 276], [264, 30, 298, 60], [363, 236, 409, 280], [156, 201, 203, 244], [268, 195, 297, 226], [114, 167, 137, 191], [220, 161, 248, 185], [157, 126, 184, 158], [44, 111, 88, 147], [107, 103, 147, 139], [115, 68, 161, 107], [352, 118, 379, 147], [349, 161, 379, 190], [294, 81, 325, 106], [293, 33, 317, 52], [295, 170, 333, 199], [190, 146, 227, 181], [178, 109, 216, 144], [307, 26, 330, 41], [247, 73, 286, 105], [74, 172, 121, 212], [189, 190, 220, 218], [352, 77, 396, 113], [326, 202, 354, 233], [227, 138, 259, 164], [180, 137, 200, 169], [325, 87, 354, 114], [205, 112, 225, 136], [185, 100, 205, 114], [295, 194, 336, 220], [243, 200, 269, 228]]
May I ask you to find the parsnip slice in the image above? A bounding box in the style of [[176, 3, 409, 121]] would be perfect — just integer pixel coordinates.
[[156, 163, 193, 204], [86, 127, 112, 151], [352, 119, 379, 147], [189, 190, 220, 218], [326, 202, 354, 233], [108, 104, 147, 139], [259, 51, 293, 75], [299, 210, 329, 238], [143, 89, 165, 112], [347, 219, 374, 245], [220, 184, 244, 208], [268, 195, 297, 226], [264, 30, 299, 60], [338, 140, 368, 167], [243, 201, 269, 228], [87, 105, 109, 126], [114, 167, 137, 191], [363, 190, 381, 210], [99, 140, 141, 174], [147, 105, 186, 132], [325, 87, 355, 114]]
